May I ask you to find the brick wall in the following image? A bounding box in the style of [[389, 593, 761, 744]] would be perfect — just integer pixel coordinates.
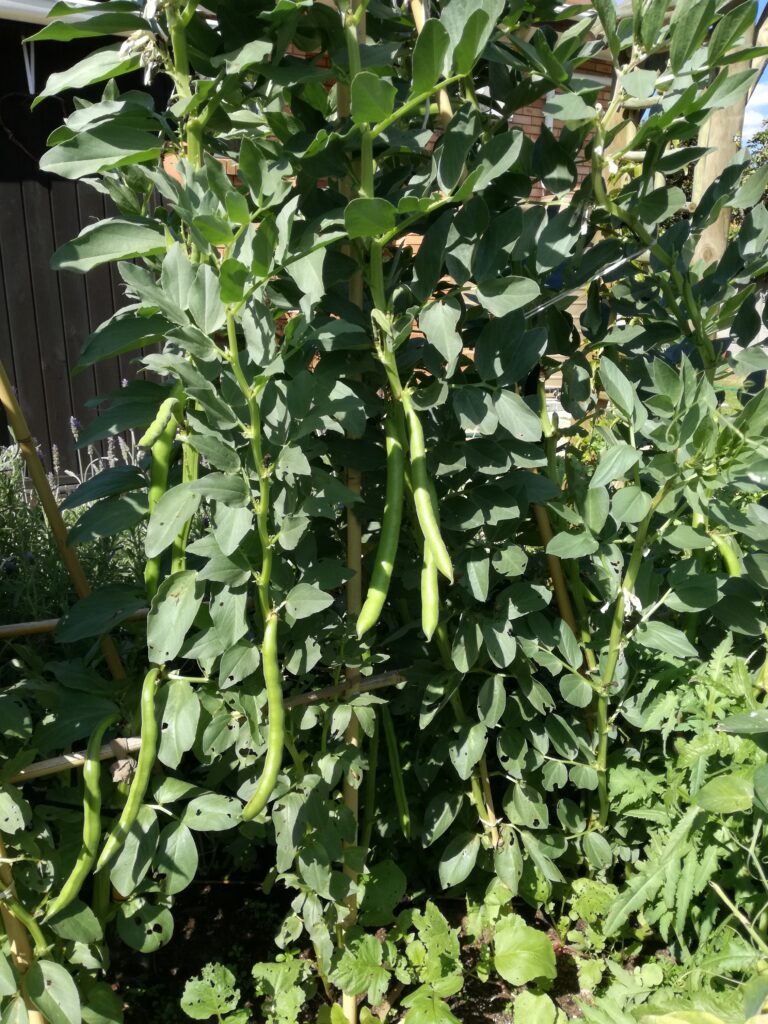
[[512, 57, 615, 201]]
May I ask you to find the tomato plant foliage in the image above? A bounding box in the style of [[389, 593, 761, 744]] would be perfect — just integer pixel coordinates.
[[2, 0, 768, 1020]]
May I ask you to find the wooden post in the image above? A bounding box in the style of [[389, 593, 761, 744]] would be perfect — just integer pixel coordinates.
[[337, 4, 365, 1019], [692, 75, 750, 263], [411, 0, 452, 127], [0, 837, 46, 1024], [692, 13, 767, 265], [0, 359, 126, 680]]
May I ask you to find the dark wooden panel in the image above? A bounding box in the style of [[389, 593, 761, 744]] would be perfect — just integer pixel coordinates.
[[22, 179, 77, 470], [78, 185, 122, 401], [0, 180, 51, 459], [49, 177, 98, 456], [0, 18, 173, 471], [0, 213, 14, 448]]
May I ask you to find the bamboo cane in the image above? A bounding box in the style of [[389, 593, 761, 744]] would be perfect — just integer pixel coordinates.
[[0, 360, 125, 679], [410, 0, 452, 128], [0, 608, 148, 642], [9, 671, 407, 786], [337, 6, 365, 1016]]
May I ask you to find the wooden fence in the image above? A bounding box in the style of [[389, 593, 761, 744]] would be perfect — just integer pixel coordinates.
[[0, 19, 168, 472]]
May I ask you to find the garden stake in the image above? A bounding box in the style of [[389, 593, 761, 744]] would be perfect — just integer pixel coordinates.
[[535, 504, 587, 637], [339, 5, 366, 1018], [0, 837, 46, 1024], [0, 608, 148, 641], [0, 358, 126, 680], [410, 0, 452, 128], [9, 671, 407, 786]]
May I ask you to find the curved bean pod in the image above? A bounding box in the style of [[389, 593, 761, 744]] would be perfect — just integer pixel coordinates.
[[712, 533, 742, 578], [44, 713, 119, 922], [144, 415, 179, 602], [137, 396, 179, 450], [96, 668, 161, 872], [402, 391, 453, 582], [420, 544, 439, 641], [242, 613, 285, 821], [357, 413, 405, 638]]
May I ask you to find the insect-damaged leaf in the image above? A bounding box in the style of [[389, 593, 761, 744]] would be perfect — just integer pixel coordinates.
[[148, 571, 204, 664]]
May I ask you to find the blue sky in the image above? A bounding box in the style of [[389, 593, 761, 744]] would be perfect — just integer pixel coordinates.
[[743, 0, 768, 139]]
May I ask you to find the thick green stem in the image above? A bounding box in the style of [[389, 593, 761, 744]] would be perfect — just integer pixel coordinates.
[[360, 710, 380, 853], [167, 2, 192, 99], [369, 241, 386, 311], [170, 435, 199, 574], [435, 625, 499, 846], [370, 75, 464, 138], [186, 118, 204, 169], [382, 707, 410, 839], [225, 311, 272, 621], [592, 110, 717, 381], [596, 485, 668, 826]]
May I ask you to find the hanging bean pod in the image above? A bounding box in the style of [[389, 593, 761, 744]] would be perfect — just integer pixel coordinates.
[[402, 391, 453, 582], [242, 613, 285, 821], [44, 713, 119, 922], [96, 668, 161, 872], [357, 412, 406, 638]]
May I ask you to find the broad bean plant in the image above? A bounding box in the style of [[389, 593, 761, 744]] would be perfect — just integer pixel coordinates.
[[2, 0, 768, 1021]]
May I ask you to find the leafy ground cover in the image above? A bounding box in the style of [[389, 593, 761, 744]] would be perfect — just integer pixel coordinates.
[[2, 1, 768, 1022], [0, 443, 145, 626]]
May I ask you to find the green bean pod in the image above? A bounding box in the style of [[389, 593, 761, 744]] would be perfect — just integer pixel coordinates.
[[402, 391, 453, 582], [96, 668, 161, 872], [44, 713, 119, 922], [381, 707, 410, 839], [357, 413, 405, 638], [144, 414, 179, 602], [242, 613, 285, 821], [137, 396, 179, 450], [420, 544, 439, 641], [712, 533, 742, 578]]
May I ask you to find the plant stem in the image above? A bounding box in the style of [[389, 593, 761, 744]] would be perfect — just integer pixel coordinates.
[[435, 625, 499, 846], [710, 880, 768, 955], [225, 311, 272, 623], [381, 706, 410, 839], [595, 484, 668, 826], [592, 106, 717, 380], [360, 709, 380, 853], [370, 75, 464, 139], [170, 424, 199, 574], [167, 1, 192, 99]]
